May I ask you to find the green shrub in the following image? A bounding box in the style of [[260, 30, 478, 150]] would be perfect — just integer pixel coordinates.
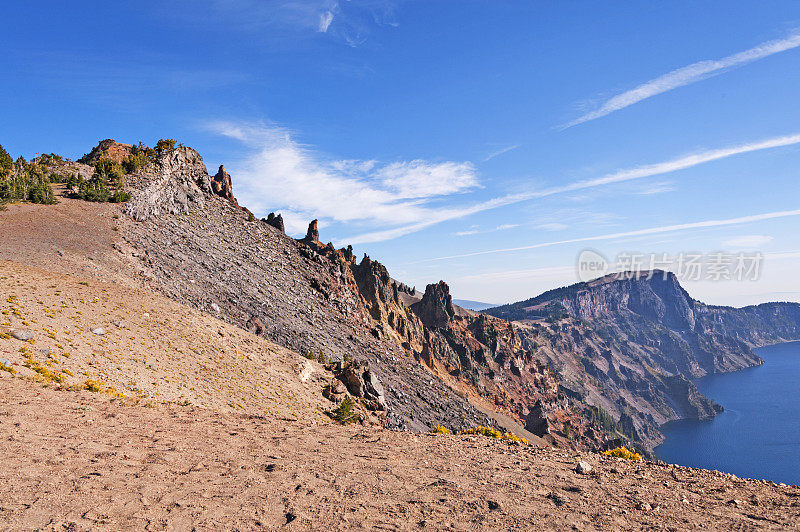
[[122, 142, 155, 173], [155, 138, 176, 154], [65, 157, 132, 203], [0, 151, 57, 205], [330, 396, 359, 424], [93, 158, 125, 189], [109, 190, 131, 203], [0, 144, 14, 172], [77, 177, 111, 202]]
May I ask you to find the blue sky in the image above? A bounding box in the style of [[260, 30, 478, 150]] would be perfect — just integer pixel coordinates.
[[3, 1, 800, 306]]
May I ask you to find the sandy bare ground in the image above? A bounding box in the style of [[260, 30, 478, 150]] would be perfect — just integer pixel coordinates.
[[0, 191, 130, 285], [0, 377, 798, 531], [0, 260, 330, 422]]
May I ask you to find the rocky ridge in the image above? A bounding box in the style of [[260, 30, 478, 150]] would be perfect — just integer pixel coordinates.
[[117, 144, 498, 432], [485, 271, 800, 449]]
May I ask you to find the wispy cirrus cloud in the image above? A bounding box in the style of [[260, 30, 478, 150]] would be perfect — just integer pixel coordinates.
[[209, 123, 800, 245], [536, 222, 568, 231], [318, 10, 335, 32], [344, 132, 800, 244], [636, 181, 675, 195], [454, 223, 520, 237], [422, 209, 800, 262], [482, 144, 520, 162], [564, 31, 800, 128], [723, 234, 774, 249], [205, 120, 480, 238], [199, 0, 397, 46]]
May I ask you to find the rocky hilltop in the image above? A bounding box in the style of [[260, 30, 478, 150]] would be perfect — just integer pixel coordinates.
[[486, 271, 800, 449]]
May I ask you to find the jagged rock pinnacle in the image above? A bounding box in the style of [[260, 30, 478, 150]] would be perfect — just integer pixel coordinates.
[[305, 219, 319, 242], [412, 281, 455, 329], [265, 212, 285, 232], [211, 164, 236, 204]]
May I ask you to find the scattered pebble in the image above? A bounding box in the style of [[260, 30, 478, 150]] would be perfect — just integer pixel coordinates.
[[91, 327, 106, 336], [10, 329, 34, 341], [575, 461, 592, 474]]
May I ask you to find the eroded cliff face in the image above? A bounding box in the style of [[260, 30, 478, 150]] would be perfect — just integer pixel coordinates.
[[407, 281, 609, 450], [698, 302, 800, 347], [118, 144, 499, 434], [486, 271, 800, 450]]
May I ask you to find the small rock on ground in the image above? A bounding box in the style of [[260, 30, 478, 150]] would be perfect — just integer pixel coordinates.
[[11, 330, 34, 341]]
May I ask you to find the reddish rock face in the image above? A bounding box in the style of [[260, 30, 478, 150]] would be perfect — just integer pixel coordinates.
[[79, 139, 133, 165], [211, 165, 237, 204]]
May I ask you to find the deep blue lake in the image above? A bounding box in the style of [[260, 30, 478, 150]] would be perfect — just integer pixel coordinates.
[[656, 341, 800, 486]]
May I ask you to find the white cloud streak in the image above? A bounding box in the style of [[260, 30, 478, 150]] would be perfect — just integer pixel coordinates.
[[483, 144, 520, 162], [210, 121, 800, 245], [564, 31, 800, 128], [454, 223, 520, 237], [636, 181, 675, 195], [422, 209, 800, 262], [723, 234, 774, 249], [376, 160, 478, 199], [318, 10, 334, 32], [206, 121, 479, 238], [344, 132, 800, 243]]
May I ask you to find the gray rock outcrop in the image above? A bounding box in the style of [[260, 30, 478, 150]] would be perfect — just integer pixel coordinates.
[[125, 147, 211, 221], [264, 213, 285, 232]]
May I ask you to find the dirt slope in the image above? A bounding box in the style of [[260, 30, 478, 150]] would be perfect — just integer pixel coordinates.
[[0, 188, 128, 284], [0, 260, 330, 421], [1, 378, 798, 530]]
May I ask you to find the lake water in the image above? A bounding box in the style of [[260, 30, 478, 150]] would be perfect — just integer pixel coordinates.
[[656, 341, 800, 486]]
